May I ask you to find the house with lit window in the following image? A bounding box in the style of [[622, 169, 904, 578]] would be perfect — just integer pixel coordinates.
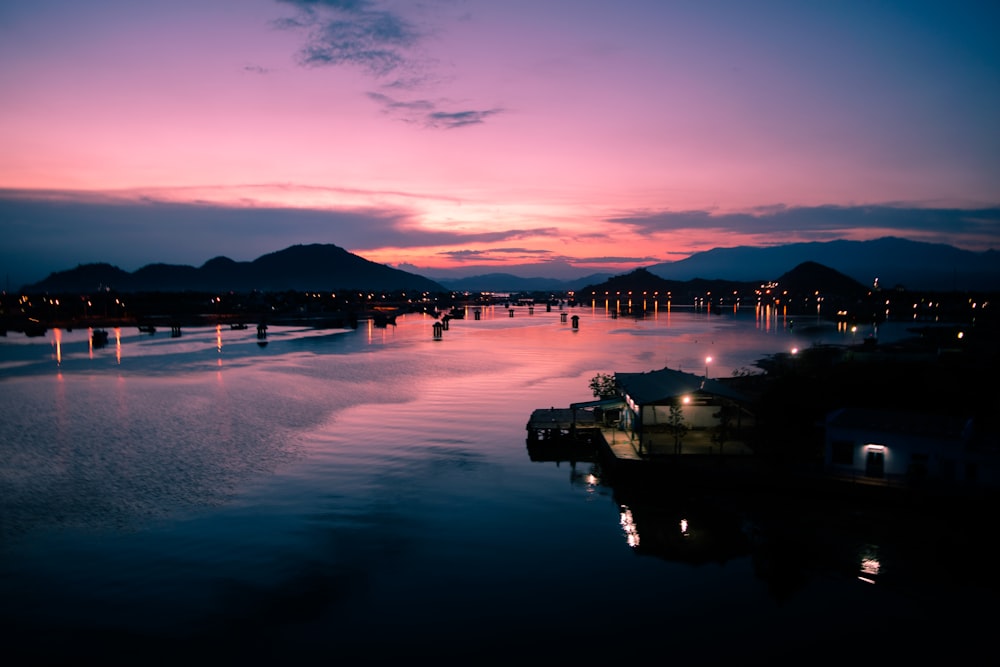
[[613, 367, 755, 455], [823, 407, 1000, 490]]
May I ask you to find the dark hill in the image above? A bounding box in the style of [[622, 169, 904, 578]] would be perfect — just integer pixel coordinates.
[[577, 262, 876, 316], [131, 263, 204, 291], [29, 263, 133, 293], [247, 244, 435, 292], [578, 268, 750, 302], [21, 244, 445, 293], [776, 261, 869, 299], [646, 236, 1000, 291]]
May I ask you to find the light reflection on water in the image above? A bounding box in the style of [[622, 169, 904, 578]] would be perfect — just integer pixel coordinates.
[[0, 308, 990, 663]]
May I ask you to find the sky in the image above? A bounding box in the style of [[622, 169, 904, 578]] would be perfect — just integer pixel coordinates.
[[2, 0, 999, 287]]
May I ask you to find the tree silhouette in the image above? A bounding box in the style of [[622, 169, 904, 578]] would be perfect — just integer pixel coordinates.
[[589, 373, 617, 398], [668, 402, 688, 455]]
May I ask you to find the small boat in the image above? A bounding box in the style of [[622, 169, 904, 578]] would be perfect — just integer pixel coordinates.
[[138, 324, 157, 334], [92, 329, 110, 348], [23, 319, 47, 337], [230, 323, 248, 330]]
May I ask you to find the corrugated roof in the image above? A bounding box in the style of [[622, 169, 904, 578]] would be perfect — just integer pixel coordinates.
[[614, 367, 750, 404]]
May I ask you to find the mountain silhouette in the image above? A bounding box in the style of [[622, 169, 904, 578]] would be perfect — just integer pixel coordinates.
[[17, 237, 999, 294], [578, 267, 746, 300], [645, 236, 999, 291], [775, 260, 868, 299], [23, 244, 445, 293], [437, 238, 998, 292], [577, 262, 872, 315]]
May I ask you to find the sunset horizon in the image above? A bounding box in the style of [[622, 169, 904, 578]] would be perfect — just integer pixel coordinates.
[[3, 1, 998, 286]]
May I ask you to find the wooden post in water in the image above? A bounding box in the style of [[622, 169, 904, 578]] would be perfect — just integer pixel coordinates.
[[571, 315, 579, 329], [433, 321, 443, 340]]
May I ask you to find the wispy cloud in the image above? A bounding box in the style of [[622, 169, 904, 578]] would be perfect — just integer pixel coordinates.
[[609, 205, 1000, 248], [569, 255, 662, 265], [275, 0, 504, 128], [274, 0, 419, 76], [439, 247, 553, 261], [367, 92, 502, 128], [425, 108, 502, 129]]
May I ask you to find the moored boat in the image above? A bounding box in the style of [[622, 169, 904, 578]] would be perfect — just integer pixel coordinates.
[[92, 328, 110, 347]]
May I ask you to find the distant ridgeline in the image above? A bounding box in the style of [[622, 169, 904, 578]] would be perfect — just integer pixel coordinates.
[[577, 263, 870, 311], [21, 244, 445, 294], [18, 237, 1000, 296], [642, 237, 1000, 293]]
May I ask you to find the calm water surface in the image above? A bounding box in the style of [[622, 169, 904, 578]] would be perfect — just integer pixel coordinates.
[[0, 306, 992, 664]]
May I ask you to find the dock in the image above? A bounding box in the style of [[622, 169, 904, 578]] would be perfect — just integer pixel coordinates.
[[526, 407, 599, 441], [527, 403, 756, 483], [599, 427, 644, 461]]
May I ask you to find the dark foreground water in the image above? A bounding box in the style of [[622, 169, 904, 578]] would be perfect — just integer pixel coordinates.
[[1, 305, 994, 665]]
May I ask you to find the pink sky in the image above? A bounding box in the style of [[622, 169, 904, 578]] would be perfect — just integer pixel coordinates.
[[1, 0, 998, 285]]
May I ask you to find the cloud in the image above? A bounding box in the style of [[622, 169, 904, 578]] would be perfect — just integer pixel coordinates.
[[367, 91, 503, 128], [365, 92, 433, 113], [426, 108, 502, 129], [0, 191, 556, 287], [569, 255, 662, 265], [276, 1, 504, 128], [274, 0, 419, 76], [438, 247, 554, 261], [608, 205, 1000, 249], [424, 249, 661, 274]]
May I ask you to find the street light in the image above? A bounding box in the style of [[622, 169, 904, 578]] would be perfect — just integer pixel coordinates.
[[705, 356, 712, 379]]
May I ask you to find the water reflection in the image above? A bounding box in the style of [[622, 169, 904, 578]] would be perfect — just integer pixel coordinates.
[[52, 327, 62, 365], [2, 307, 995, 663], [859, 544, 881, 584], [609, 476, 753, 568], [525, 433, 993, 609]]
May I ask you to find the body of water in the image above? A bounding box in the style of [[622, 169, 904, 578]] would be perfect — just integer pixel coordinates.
[[0, 305, 993, 664]]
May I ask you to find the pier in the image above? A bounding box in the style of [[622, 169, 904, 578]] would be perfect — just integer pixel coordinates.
[[526, 407, 599, 442], [527, 404, 754, 480]]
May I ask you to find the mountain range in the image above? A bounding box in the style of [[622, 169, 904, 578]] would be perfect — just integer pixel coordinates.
[[23, 244, 445, 294], [643, 237, 999, 292], [577, 261, 870, 307], [19, 237, 1000, 294]]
